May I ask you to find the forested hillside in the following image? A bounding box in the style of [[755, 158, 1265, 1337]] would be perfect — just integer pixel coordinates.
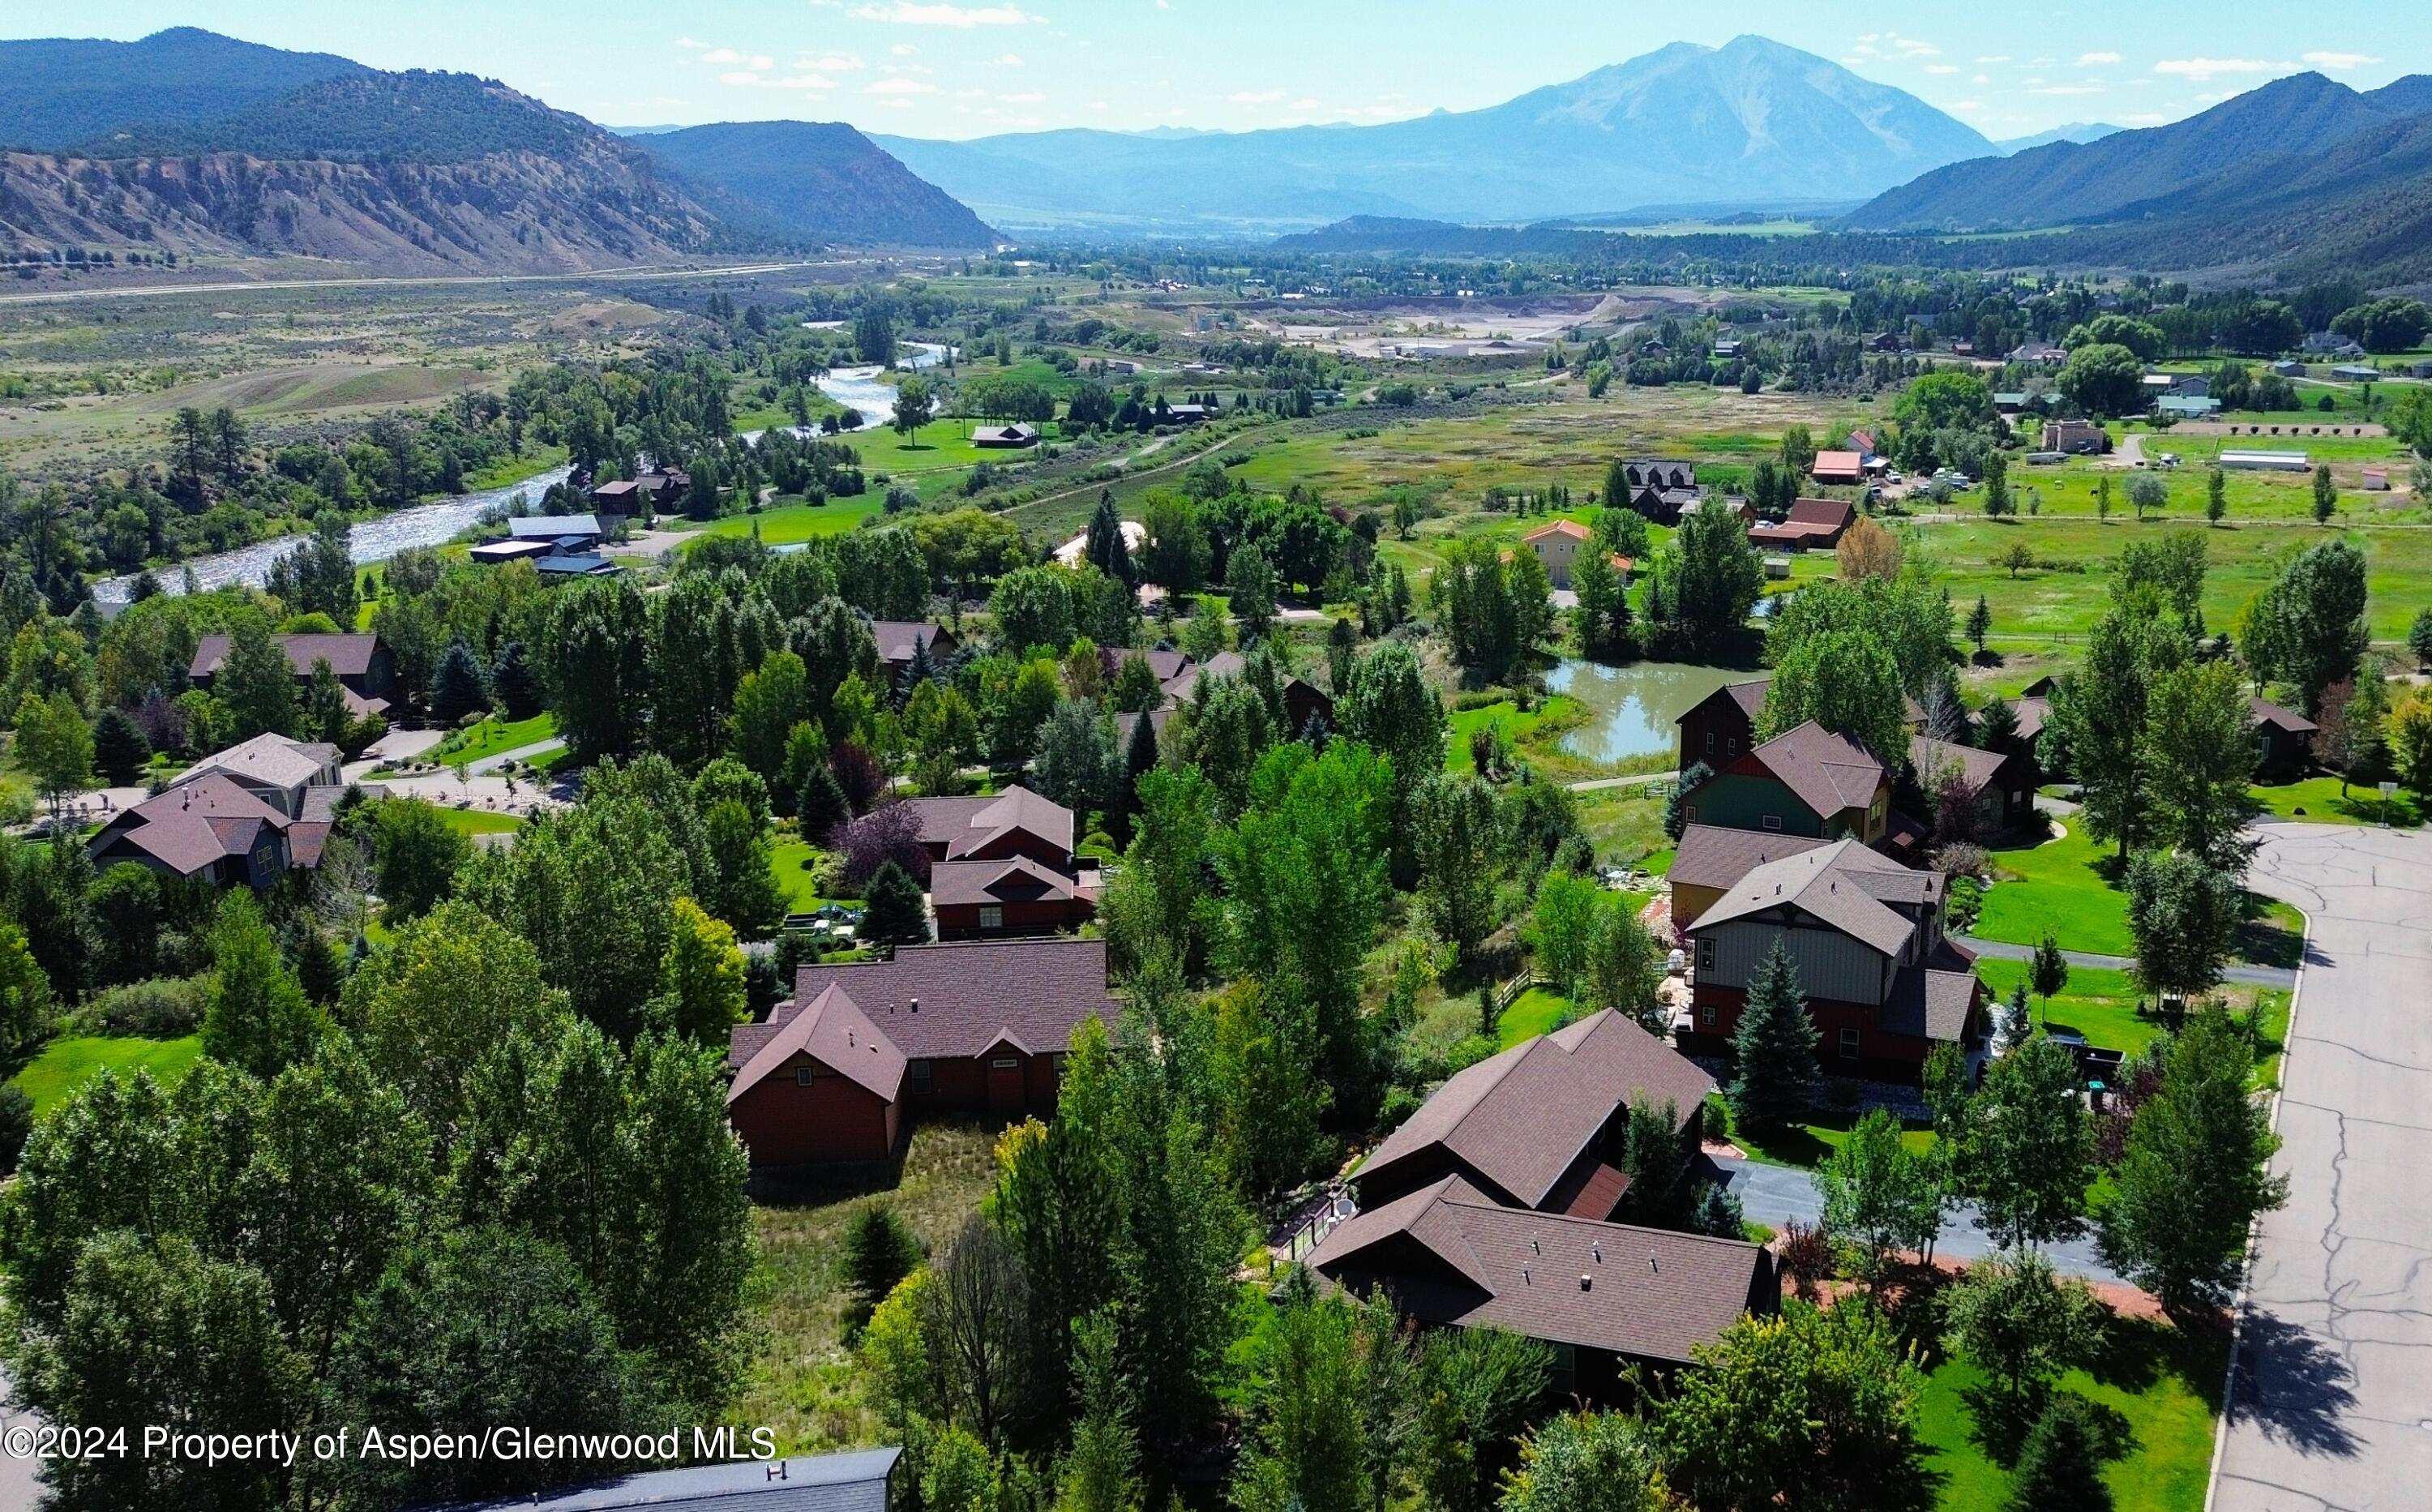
[[0, 27, 366, 152], [639, 122, 995, 250]]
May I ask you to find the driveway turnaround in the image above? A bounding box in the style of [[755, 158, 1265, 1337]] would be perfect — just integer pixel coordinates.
[[1716, 1157, 2128, 1285], [2213, 823, 2432, 1512]]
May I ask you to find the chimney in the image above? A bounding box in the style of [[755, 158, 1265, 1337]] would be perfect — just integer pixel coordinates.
[[910, 996, 920, 1013], [1529, 1237, 1539, 1255], [1591, 1242, 1601, 1263], [1649, 1254, 1659, 1274], [768, 1462, 789, 1482], [1579, 1274, 1592, 1291]]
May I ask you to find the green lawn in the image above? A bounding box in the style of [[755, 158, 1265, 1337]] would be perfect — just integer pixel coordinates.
[[430, 807, 526, 837], [1974, 959, 2289, 1074], [431, 711, 558, 766], [1497, 987, 1574, 1047], [1446, 695, 1585, 774], [2251, 776, 2423, 828], [1975, 826, 2303, 967], [772, 839, 830, 914], [10, 1034, 203, 1115], [682, 494, 888, 547], [1706, 1093, 1936, 1169], [1916, 1314, 2226, 1512]]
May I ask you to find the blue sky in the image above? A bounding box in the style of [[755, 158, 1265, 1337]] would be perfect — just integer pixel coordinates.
[[13, 2, 2430, 141]]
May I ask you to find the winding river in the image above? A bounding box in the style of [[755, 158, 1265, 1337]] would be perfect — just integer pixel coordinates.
[[91, 343, 953, 603]]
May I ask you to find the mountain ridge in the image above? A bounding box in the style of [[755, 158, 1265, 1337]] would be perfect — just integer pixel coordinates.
[[876, 35, 1993, 233], [638, 122, 998, 251]]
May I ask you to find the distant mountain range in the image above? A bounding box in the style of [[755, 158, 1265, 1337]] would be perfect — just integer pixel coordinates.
[[637, 123, 998, 251], [876, 36, 1996, 233], [0, 28, 996, 272], [1840, 73, 2432, 284], [1994, 122, 2119, 154]]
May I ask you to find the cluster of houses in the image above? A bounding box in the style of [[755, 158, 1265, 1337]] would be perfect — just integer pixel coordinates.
[[467, 512, 623, 578], [89, 730, 375, 886]]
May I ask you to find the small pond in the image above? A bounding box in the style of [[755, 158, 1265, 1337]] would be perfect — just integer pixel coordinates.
[[1545, 659, 1763, 765]]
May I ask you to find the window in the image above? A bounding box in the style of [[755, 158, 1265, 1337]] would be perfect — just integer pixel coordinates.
[[978, 905, 1004, 931], [991, 1056, 1020, 1071], [1761, 814, 1783, 832], [1728, 737, 1740, 757], [1683, 804, 1698, 825], [1839, 1028, 1861, 1061], [909, 1059, 932, 1094], [1697, 938, 1715, 972], [1699, 1000, 1715, 1027], [1703, 731, 1715, 755], [794, 1066, 818, 1086]]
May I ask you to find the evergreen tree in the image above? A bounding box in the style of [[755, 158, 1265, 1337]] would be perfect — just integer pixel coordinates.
[[1058, 1309, 1142, 1512], [430, 640, 491, 725], [1666, 761, 1712, 841], [839, 1202, 924, 1330], [1085, 490, 1136, 588], [1728, 941, 1821, 1134], [91, 707, 150, 786], [1967, 595, 1993, 658], [2006, 1394, 2115, 1512], [216, 619, 298, 740], [490, 639, 542, 719], [862, 861, 931, 949], [1111, 705, 1160, 840]]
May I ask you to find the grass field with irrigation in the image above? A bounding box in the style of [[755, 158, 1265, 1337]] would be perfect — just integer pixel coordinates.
[[9, 1034, 203, 1115]]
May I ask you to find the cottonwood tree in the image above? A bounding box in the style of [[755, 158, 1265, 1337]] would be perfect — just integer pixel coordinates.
[[2125, 850, 2240, 1005], [1499, 1410, 1668, 1512], [2045, 597, 2182, 861], [1761, 628, 1908, 765], [1939, 1250, 2103, 1420], [2100, 1005, 2288, 1316], [2241, 538, 2370, 717], [1961, 1038, 2092, 1252], [2142, 657, 2261, 872], [1816, 1108, 1943, 1287], [1413, 776, 1502, 967]]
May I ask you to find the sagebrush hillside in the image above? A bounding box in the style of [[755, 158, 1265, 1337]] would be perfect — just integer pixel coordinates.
[[0, 27, 366, 152]]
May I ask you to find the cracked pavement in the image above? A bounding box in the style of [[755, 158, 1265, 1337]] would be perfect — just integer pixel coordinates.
[[2213, 823, 2432, 1512]]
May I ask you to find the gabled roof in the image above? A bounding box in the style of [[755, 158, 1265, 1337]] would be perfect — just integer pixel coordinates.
[[730, 983, 906, 1104], [1785, 497, 1854, 530], [1810, 449, 1865, 476], [1908, 735, 2015, 793], [1357, 1011, 1711, 1210], [2250, 696, 2319, 736], [1882, 940, 1982, 1043], [1522, 519, 1593, 544], [732, 938, 1119, 1069], [1689, 837, 1934, 958], [1676, 679, 1769, 731], [2011, 696, 2050, 743], [871, 620, 953, 666], [177, 732, 336, 795], [1104, 646, 1192, 683], [92, 772, 289, 876], [191, 632, 383, 682], [1667, 825, 1829, 893], [1745, 720, 1888, 820], [929, 856, 1082, 907], [1308, 1175, 1768, 1364], [903, 786, 1077, 861]]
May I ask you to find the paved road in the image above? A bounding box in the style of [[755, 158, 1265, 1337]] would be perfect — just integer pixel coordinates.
[[1717, 1158, 2129, 1286], [1959, 932, 2299, 990], [2212, 823, 2432, 1512], [0, 1364, 41, 1507]]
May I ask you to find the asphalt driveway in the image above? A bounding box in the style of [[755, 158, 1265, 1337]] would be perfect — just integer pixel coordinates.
[[2212, 822, 2432, 1512]]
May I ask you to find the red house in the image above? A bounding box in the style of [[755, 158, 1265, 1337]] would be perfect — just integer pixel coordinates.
[[1679, 839, 1985, 1082], [930, 856, 1094, 940], [726, 938, 1120, 1167], [903, 786, 1076, 872]]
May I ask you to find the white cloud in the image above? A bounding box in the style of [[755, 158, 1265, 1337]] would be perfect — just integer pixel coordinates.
[[1947, 100, 1984, 114], [892, 42, 920, 55], [1976, 54, 2010, 63], [1973, 74, 1989, 84], [1891, 36, 1939, 57], [797, 51, 865, 70], [721, 71, 835, 89], [1925, 64, 1958, 75], [700, 45, 745, 64], [1229, 88, 1285, 104], [1290, 96, 1320, 110], [991, 53, 1024, 65], [2033, 84, 2107, 96], [677, 36, 708, 49], [2303, 50, 2378, 71], [956, 88, 986, 97], [2078, 51, 2122, 66], [2153, 57, 2271, 80], [867, 75, 941, 94], [998, 90, 1046, 103], [850, 2, 1041, 26]]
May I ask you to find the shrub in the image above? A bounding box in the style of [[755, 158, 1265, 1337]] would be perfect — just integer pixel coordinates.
[[1946, 875, 1985, 932], [66, 974, 211, 1037], [0, 1085, 30, 1176], [1778, 1220, 1837, 1297], [1932, 842, 1989, 880]]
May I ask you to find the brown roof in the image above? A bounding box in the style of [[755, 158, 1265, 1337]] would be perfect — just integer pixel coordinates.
[[191, 633, 382, 682], [1881, 940, 1982, 1043], [871, 621, 953, 666], [730, 983, 908, 1103], [2249, 696, 2319, 735], [730, 938, 1119, 1069], [1747, 720, 1887, 820], [90, 773, 289, 876], [1357, 1011, 1712, 1210], [1786, 497, 1854, 531], [178, 732, 339, 795], [1690, 838, 1938, 958], [928, 856, 1081, 907], [1308, 1175, 1767, 1364], [1105, 646, 1194, 683], [1523, 519, 1593, 543], [902, 786, 1076, 860], [2012, 696, 2050, 743], [1908, 735, 2012, 793], [1667, 825, 1829, 893], [1676, 679, 1769, 734]]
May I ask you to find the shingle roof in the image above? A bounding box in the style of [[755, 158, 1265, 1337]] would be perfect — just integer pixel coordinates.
[[191, 632, 382, 681], [2012, 696, 2049, 743], [1105, 646, 1192, 683], [1748, 720, 1887, 820], [929, 856, 1081, 907], [1357, 1011, 1712, 1210], [1908, 735, 2011, 794], [432, 1448, 900, 1512], [731, 939, 1118, 1069], [730, 983, 907, 1103], [1786, 497, 1853, 531], [871, 621, 952, 666], [92, 772, 289, 876], [1881, 940, 1982, 1043], [1523, 519, 1593, 543], [902, 786, 1076, 860], [1308, 1176, 1767, 1364], [2249, 696, 2319, 735], [177, 732, 335, 795], [1690, 838, 1927, 958], [1676, 679, 1769, 733], [1667, 825, 1829, 893]]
